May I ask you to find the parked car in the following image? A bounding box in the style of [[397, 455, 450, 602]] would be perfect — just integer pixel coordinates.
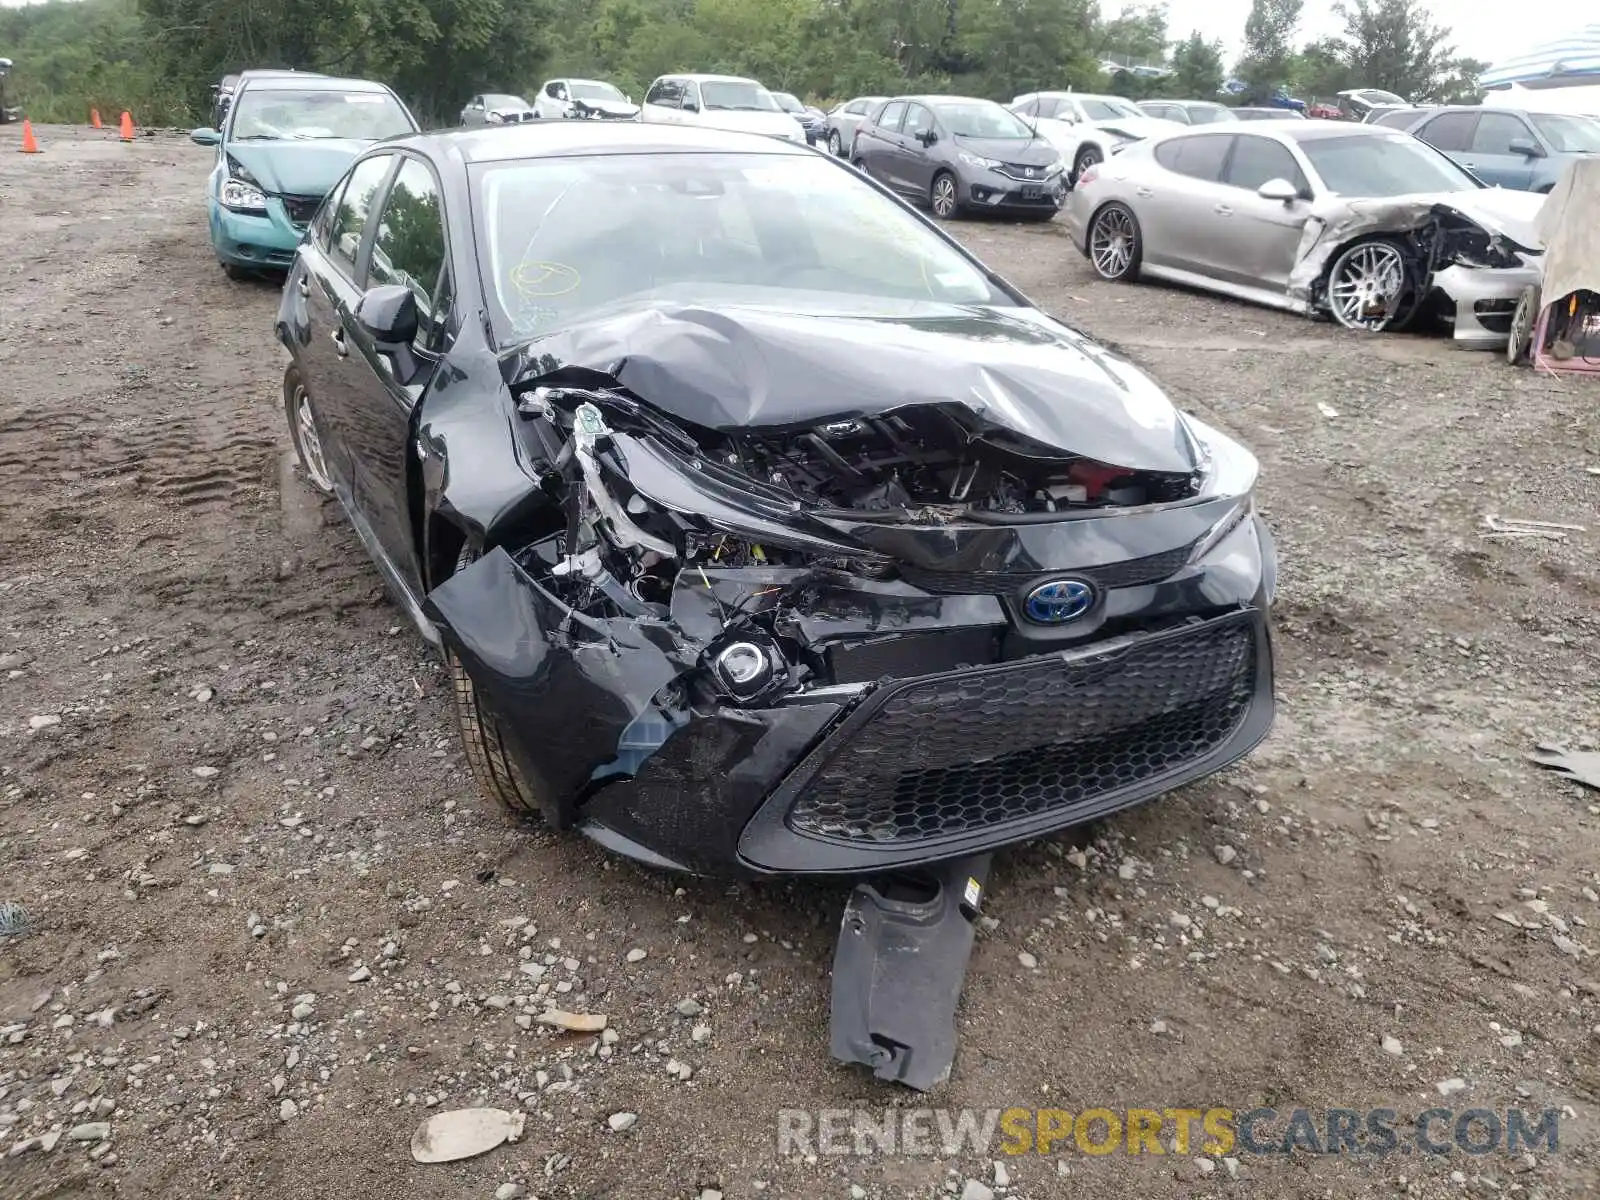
[[1065, 121, 1544, 347], [640, 74, 804, 142], [532, 78, 638, 121], [823, 95, 886, 156], [1009, 92, 1180, 185], [461, 93, 537, 125], [0, 57, 19, 124], [1367, 105, 1431, 129], [1336, 88, 1408, 121], [1138, 99, 1238, 125], [274, 120, 1277, 886], [771, 91, 827, 146], [189, 73, 418, 279], [1404, 105, 1600, 192], [854, 94, 1065, 218], [1306, 100, 1344, 120], [1232, 106, 1306, 121]]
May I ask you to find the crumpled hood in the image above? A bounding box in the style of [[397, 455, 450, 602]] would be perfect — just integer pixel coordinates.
[[1435, 187, 1546, 248], [508, 302, 1197, 474], [571, 98, 639, 118], [955, 135, 1059, 166], [226, 139, 372, 197], [1085, 115, 1180, 140]]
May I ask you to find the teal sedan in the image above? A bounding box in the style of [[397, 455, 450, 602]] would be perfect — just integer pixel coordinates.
[[190, 73, 418, 279]]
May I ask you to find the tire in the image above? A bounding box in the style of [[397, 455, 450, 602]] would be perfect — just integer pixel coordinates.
[[222, 261, 251, 281], [1324, 237, 1419, 333], [446, 542, 546, 820], [1086, 202, 1142, 282], [282, 362, 334, 495], [828, 129, 842, 157], [930, 170, 960, 219], [1072, 145, 1102, 187], [1506, 283, 1540, 365]]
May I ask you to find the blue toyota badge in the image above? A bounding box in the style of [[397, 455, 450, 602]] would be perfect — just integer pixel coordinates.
[[1022, 579, 1095, 625]]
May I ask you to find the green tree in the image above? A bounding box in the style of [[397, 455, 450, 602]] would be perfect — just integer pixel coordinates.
[[1237, 0, 1302, 92], [1097, 3, 1168, 68], [1335, 0, 1460, 102], [1168, 31, 1224, 100], [1290, 36, 1353, 102]]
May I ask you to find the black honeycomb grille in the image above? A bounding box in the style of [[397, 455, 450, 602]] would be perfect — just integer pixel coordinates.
[[281, 195, 322, 227], [787, 614, 1256, 843], [895, 543, 1194, 596]]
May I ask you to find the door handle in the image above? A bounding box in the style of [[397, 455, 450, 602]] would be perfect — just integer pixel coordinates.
[[331, 328, 348, 358], [1135, 186, 1154, 197], [1214, 204, 1233, 215]]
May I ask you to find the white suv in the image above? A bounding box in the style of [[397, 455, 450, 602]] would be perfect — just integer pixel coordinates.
[[639, 74, 806, 143]]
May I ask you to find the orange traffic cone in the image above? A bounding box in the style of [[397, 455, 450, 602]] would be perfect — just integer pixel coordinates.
[[19, 120, 40, 154], [118, 111, 135, 143], [91, 108, 103, 129]]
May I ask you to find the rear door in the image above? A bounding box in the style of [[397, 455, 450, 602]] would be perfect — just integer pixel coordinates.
[[1210, 133, 1314, 291], [856, 100, 907, 182], [1141, 133, 1235, 275], [1460, 111, 1538, 189], [335, 154, 453, 592], [897, 103, 939, 196], [1410, 110, 1479, 176], [300, 152, 400, 497]]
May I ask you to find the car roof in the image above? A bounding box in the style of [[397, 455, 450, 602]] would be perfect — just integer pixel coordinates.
[[667, 73, 763, 84], [418, 122, 822, 165], [240, 74, 392, 93], [1146, 98, 1225, 107], [1027, 91, 1135, 103], [1237, 121, 1406, 144], [1413, 104, 1573, 119], [888, 94, 1004, 106]]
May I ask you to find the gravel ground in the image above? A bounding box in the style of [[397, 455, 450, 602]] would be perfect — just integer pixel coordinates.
[[2, 126, 1599, 1200]]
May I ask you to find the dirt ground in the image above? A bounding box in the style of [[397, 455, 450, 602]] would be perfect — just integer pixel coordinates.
[[2, 126, 1598, 1200]]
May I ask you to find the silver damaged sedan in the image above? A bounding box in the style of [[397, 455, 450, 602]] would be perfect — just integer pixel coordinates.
[[1064, 121, 1546, 347]]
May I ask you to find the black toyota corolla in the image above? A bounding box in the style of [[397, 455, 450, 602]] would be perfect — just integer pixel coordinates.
[[275, 122, 1277, 883]]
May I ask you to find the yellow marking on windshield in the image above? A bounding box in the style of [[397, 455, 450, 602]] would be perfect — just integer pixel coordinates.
[[511, 260, 581, 297]]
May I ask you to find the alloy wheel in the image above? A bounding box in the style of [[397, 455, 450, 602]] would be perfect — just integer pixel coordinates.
[[1089, 207, 1136, 279], [828, 130, 842, 156], [931, 175, 957, 218], [1327, 241, 1408, 332], [293, 385, 334, 492]]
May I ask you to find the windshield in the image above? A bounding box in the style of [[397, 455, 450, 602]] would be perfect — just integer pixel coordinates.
[[700, 80, 780, 112], [230, 88, 415, 141], [570, 81, 625, 102], [935, 101, 1035, 139], [1082, 98, 1142, 120], [472, 152, 1011, 344], [1302, 133, 1480, 196], [484, 94, 527, 109], [772, 92, 806, 113], [1531, 113, 1600, 152], [1187, 104, 1236, 124], [1357, 90, 1406, 106]]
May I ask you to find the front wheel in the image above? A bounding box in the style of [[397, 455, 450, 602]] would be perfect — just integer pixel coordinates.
[[828, 129, 842, 157], [1325, 238, 1418, 332], [222, 261, 251, 281], [1506, 283, 1540, 365], [930, 170, 959, 219], [446, 542, 548, 820], [1087, 202, 1142, 281], [1072, 145, 1102, 187], [282, 362, 334, 495]]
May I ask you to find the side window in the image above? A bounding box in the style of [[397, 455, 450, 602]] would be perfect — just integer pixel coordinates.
[[327, 154, 395, 279], [1415, 111, 1476, 152], [368, 158, 447, 345], [645, 79, 676, 107], [1225, 135, 1307, 192], [1154, 134, 1233, 182], [682, 81, 701, 110], [1374, 109, 1416, 129], [312, 176, 348, 252], [1013, 98, 1038, 118], [545, 81, 564, 99], [903, 104, 935, 140], [1471, 112, 1531, 154], [876, 101, 906, 132]]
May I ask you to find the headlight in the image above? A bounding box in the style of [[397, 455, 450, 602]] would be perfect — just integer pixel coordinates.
[[220, 178, 267, 213], [958, 151, 1001, 169], [486, 111, 504, 123], [1042, 160, 1065, 178]]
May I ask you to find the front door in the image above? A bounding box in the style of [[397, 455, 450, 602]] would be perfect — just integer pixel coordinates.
[[1210, 133, 1314, 292]]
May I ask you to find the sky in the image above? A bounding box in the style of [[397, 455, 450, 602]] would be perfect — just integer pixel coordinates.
[[1116, 0, 1574, 69]]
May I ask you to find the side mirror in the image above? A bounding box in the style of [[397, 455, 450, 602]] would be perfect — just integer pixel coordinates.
[[681, 100, 699, 113], [1508, 138, 1544, 158], [917, 128, 937, 146], [1256, 176, 1300, 202], [356, 285, 423, 382], [189, 127, 221, 146]]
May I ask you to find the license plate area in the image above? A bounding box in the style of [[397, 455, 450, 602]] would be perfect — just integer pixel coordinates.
[[1020, 184, 1044, 199]]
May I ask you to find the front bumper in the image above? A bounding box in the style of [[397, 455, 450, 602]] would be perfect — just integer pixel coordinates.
[[1432, 261, 1541, 348], [431, 502, 1277, 879], [967, 168, 1066, 213], [209, 196, 306, 270]]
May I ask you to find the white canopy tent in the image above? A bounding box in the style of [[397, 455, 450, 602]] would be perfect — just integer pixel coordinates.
[[1480, 81, 1600, 117], [1481, 24, 1600, 89]]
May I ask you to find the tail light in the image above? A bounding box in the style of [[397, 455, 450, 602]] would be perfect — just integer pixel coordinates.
[[1076, 165, 1099, 187]]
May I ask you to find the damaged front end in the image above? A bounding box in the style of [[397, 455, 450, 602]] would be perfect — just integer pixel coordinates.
[[1290, 198, 1544, 343], [423, 306, 1277, 880]]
